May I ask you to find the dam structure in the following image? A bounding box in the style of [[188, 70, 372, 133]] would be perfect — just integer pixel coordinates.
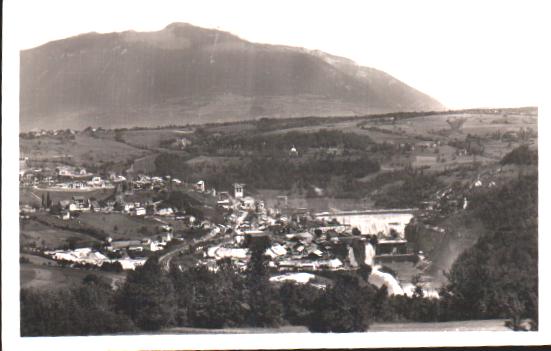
[[314, 209, 416, 238]]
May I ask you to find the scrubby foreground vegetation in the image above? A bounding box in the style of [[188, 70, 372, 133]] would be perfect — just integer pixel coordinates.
[[21, 170, 538, 335]]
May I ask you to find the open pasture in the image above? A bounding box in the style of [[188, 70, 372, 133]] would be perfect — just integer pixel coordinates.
[[20, 219, 101, 249], [20, 263, 126, 291], [120, 129, 188, 150], [20, 134, 148, 168], [20, 187, 114, 206], [76, 212, 163, 241]]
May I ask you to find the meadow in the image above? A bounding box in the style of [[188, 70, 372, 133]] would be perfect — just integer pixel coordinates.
[[20, 263, 125, 290], [20, 219, 101, 249]]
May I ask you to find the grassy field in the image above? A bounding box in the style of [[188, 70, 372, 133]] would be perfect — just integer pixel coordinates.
[[161, 319, 509, 334], [364, 113, 536, 138], [20, 134, 149, 168], [121, 129, 190, 150], [256, 112, 537, 173], [21, 253, 58, 265], [20, 187, 114, 207], [20, 218, 101, 249], [20, 263, 126, 290], [369, 319, 510, 332], [132, 153, 159, 174], [75, 212, 163, 241]]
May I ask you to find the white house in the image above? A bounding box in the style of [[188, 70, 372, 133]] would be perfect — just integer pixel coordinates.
[[60, 210, 71, 220], [240, 196, 256, 210], [133, 207, 146, 216], [89, 176, 104, 187], [289, 145, 299, 157], [116, 258, 147, 270], [157, 207, 174, 216], [234, 183, 245, 199], [196, 180, 206, 192]]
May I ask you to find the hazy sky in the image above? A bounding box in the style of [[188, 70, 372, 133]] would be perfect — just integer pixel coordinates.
[[6, 0, 549, 109]]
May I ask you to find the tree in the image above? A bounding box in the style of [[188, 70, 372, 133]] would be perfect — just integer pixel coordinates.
[[115, 260, 176, 330], [308, 273, 372, 332], [447, 117, 467, 132], [113, 201, 124, 212], [279, 282, 321, 325], [46, 192, 52, 208], [187, 261, 248, 328], [244, 246, 283, 327], [500, 145, 537, 165], [21, 282, 135, 336]]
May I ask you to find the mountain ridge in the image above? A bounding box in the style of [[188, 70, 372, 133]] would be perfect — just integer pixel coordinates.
[[20, 23, 444, 130]]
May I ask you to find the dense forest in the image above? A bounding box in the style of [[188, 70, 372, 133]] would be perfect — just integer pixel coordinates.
[[155, 153, 380, 192], [441, 173, 538, 323]]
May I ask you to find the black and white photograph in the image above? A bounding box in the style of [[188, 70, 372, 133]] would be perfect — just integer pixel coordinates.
[[2, 0, 550, 349]]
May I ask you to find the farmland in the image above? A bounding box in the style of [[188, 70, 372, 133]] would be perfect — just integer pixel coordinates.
[[20, 187, 114, 206], [20, 218, 101, 249], [74, 212, 198, 241], [20, 263, 125, 290], [20, 133, 149, 171]]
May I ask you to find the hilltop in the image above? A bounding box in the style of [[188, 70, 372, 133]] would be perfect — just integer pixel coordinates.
[[20, 23, 444, 130]]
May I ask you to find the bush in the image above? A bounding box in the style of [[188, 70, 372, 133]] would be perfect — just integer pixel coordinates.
[[21, 283, 135, 336], [115, 260, 176, 330], [500, 145, 537, 165], [279, 283, 322, 326], [308, 274, 372, 332]]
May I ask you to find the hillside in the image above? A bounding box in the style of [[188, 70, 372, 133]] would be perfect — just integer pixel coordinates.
[[20, 23, 444, 131]]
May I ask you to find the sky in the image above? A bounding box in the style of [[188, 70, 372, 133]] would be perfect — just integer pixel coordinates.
[[5, 0, 550, 109]]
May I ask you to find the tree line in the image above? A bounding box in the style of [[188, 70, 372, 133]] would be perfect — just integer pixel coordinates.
[[155, 153, 380, 192], [21, 247, 444, 336]]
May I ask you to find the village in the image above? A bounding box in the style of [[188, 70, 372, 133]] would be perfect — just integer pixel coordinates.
[[19, 118, 526, 299], [15, 106, 539, 337], [19, 157, 426, 292]]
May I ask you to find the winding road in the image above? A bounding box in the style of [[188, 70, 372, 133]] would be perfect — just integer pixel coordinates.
[[157, 227, 221, 272]]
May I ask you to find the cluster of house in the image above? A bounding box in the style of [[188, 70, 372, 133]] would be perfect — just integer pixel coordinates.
[[180, 180, 439, 296], [106, 232, 174, 253], [173, 137, 192, 149], [197, 215, 424, 296], [54, 167, 125, 190], [55, 194, 188, 221], [26, 173, 441, 296], [221, 191, 441, 296], [44, 247, 148, 270], [19, 163, 126, 191], [20, 129, 77, 139], [44, 232, 175, 270], [196, 185, 417, 277], [58, 196, 97, 218], [132, 174, 183, 191], [198, 225, 344, 273]]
